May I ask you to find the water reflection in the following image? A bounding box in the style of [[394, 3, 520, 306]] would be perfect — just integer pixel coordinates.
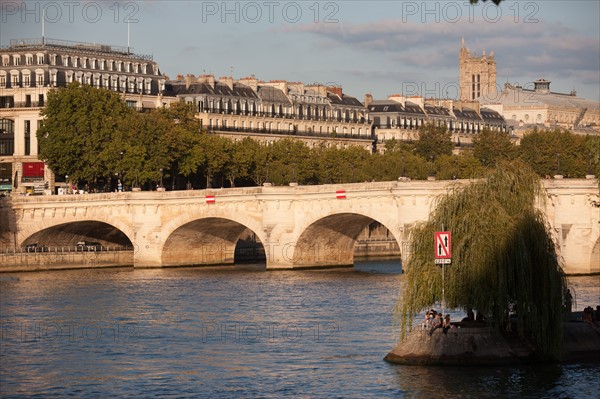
[[0, 263, 598, 398]]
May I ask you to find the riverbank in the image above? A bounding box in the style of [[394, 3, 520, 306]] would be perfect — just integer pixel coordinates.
[[385, 314, 600, 366]]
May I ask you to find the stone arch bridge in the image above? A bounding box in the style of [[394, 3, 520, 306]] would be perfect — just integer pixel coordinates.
[[1, 179, 598, 274]]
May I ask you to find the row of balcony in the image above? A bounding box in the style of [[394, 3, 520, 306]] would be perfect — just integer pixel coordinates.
[[206, 125, 373, 140], [199, 108, 367, 124]]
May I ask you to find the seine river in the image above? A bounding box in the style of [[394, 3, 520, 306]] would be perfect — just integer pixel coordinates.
[[1, 261, 598, 398]]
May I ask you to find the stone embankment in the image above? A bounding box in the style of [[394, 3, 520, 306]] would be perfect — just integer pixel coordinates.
[[385, 317, 600, 365]]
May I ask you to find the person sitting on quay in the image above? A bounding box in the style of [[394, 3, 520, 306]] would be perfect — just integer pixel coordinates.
[[428, 313, 442, 336], [422, 310, 433, 330], [442, 314, 452, 335]]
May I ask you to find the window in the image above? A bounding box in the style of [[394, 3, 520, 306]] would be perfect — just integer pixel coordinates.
[[0, 76, 5, 87], [37, 74, 44, 86], [24, 120, 31, 155], [37, 54, 44, 64], [2, 56, 9, 66], [12, 75, 19, 87], [23, 75, 30, 87], [0, 119, 15, 155], [13, 55, 20, 65]]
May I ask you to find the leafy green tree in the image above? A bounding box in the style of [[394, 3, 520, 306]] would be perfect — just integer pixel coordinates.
[[265, 139, 316, 185], [519, 128, 589, 178], [396, 161, 567, 361], [225, 137, 261, 187], [199, 134, 232, 188], [37, 82, 134, 184], [473, 128, 517, 167], [414, 124, 453, 160]]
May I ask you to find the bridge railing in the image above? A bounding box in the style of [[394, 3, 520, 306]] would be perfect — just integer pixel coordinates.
[[0, 245, 134, 255]]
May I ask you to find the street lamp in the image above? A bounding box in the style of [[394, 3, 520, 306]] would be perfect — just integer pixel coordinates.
[[454, 158, 459, 180], [159, 168, 164, 189], [118, 151, 124, 192], [401, 157, 405, 178], [429, 154, 434, 177], [557, 152, 561, 176]]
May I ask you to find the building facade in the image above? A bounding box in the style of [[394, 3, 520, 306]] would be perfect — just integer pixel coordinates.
[[368, 95, 508, 152], [478, 79, 600, 137], [165, 74, 373, 151], [0, 38, 170, 194]]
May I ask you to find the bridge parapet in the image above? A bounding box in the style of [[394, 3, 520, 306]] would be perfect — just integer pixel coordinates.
[[1, 179, 598, 273]]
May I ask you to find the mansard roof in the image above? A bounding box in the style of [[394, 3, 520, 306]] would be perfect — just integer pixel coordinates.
[[164, 81, 260, 99], [424, 104, 452, 117], [368, 101, 404, 113], [453, 107, 483, 121], [404, 101, 426, 115], [257, 86, 291, 104], [480, 107, 505, 123], [327, 92, 364, 107]]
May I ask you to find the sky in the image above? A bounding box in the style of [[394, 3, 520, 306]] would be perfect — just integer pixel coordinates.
[[2, 0, 599, 101]]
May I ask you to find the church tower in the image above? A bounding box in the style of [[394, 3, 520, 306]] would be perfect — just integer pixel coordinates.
[[459, 37, 497, 101]]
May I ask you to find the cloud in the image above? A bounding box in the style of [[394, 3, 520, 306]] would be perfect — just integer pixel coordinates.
[[280, 17, 599, 95]]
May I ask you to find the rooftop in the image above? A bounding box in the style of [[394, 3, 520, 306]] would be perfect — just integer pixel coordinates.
[[2, 38, 154, 61]]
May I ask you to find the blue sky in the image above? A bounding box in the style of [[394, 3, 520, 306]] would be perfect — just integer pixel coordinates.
[[2, 1, 599, 101]]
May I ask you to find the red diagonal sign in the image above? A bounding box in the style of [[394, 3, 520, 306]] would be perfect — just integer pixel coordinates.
[[434, 231, 451, 259]]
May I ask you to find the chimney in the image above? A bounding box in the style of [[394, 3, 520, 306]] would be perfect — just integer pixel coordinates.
[[199, 74, 215, 88], [326, 86, 343, 98], [220, 76, 233, 90], [185, 74, 194, 89], [364, 93, 373, 108], [388, 94, 406, 105], [239, 76, 259, 92]]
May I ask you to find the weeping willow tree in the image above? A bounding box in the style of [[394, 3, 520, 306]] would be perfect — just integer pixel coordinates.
[[395, 160, 567, 361]]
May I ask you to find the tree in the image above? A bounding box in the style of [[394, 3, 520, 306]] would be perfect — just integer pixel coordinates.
[[414, 124, 453, 160], [225, 137, 261, 187], [37, 82, 134, 184], [395, 161, 567, 361], [519, 128, 590, 178], [472, 128, 517, 167]]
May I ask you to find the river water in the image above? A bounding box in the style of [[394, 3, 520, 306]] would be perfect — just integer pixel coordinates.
[[1, 261, 598, 398]]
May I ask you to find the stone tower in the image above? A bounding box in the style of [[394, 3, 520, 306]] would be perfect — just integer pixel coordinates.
[[459, 37, 497, 101]]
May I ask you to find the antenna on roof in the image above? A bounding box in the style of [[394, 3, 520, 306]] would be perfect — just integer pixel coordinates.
[[127, 20, 130, 53], [42, 8, 45, 44]]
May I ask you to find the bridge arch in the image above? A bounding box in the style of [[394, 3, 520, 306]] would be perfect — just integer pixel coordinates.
[[161, 212, 267, 267], [288, 211, 403, 268], [18, 217, 134, 250]]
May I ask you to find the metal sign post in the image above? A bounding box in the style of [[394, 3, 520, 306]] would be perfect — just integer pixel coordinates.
[[434, 231, 452, 316]]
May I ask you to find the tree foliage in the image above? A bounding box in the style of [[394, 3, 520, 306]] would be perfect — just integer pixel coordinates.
[[415, 124, 453, 160], [395, 161, 567, 360], [37, 82, 133, 183], [519, 128, 595, 178], [37, 84, 597, 192], [473, 128, 517, 167]]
